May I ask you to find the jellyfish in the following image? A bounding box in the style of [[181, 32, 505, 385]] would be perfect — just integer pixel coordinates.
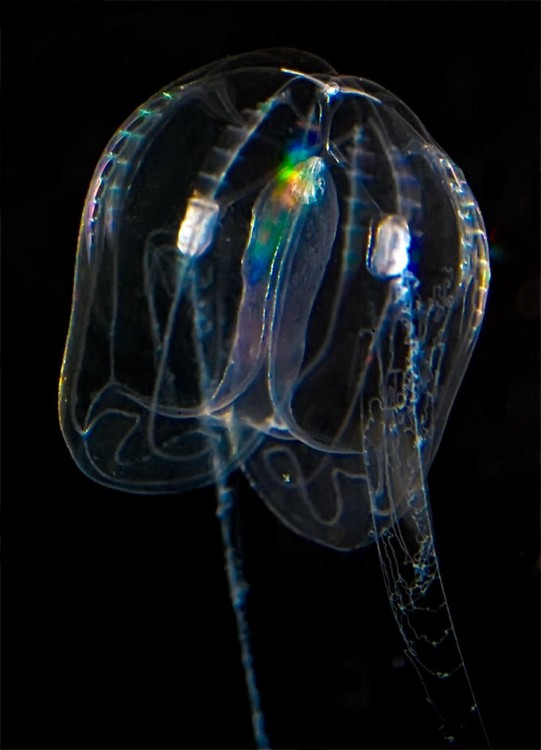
[[58, 49, 490, 748]]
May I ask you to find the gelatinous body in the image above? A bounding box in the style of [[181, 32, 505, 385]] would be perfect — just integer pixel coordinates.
[[59, 49, 490, 748]]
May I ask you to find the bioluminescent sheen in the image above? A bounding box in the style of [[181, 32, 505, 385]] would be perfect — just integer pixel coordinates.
[[59, 49, 490, 748]]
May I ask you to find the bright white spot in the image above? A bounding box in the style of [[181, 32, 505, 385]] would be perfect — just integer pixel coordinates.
[[282, 473, 292, 484], [177, 196, 219, 257], [367, 214, 411, 278], [280, 68, 381, 104], [294, 156, 325, 204]]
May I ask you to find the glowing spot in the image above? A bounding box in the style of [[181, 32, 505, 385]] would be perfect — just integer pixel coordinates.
[[367, 214, 411, 279], [177, 197, 220, 257]]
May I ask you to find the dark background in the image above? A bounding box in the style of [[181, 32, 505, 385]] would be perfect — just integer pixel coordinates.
[[3, 2, 539, 749]]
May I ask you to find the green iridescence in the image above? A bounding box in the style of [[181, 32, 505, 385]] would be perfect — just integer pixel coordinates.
[[245, 147, 325, 286], [275, 143, 313, 186]]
